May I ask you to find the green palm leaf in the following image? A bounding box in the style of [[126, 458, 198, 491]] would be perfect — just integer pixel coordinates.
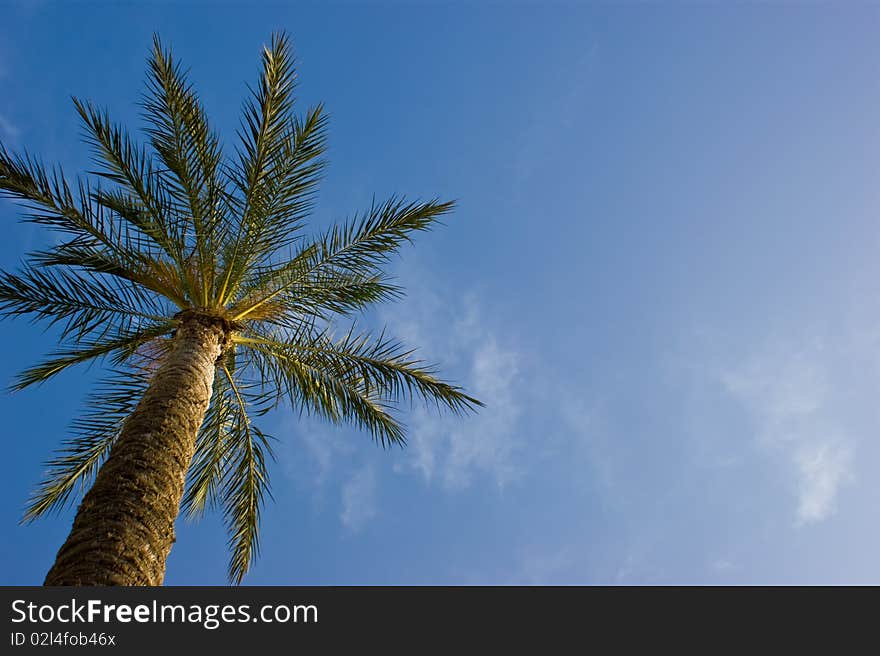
[[23, 368, 154, 522]]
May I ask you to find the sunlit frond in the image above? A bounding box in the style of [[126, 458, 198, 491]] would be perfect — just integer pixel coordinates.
[[232, 261, 402, 326], [228, 197, 451, 322], [143, 35, 225, 304], [236, 326, 480, 444], [35, 239, 190, 308], [312, 196, 455, 274], [217, 32, 306, 305]]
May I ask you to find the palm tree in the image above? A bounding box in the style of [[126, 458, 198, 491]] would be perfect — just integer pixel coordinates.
[[0, 33, 481, 585]]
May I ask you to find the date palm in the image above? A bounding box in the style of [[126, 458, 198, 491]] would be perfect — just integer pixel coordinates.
[[0, 33, 480, 585]]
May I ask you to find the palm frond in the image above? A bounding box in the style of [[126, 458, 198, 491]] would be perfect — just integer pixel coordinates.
[[11, 322, 174, 391], [142, 35, 225, 304], [184, 357, 276, 583], [217, 103, 327, 302], [290, 270, 402, 318], [231, 258, 402, 324], [228, 197, 452, 322], [313, 196, 454, 273], [0, 262, 165, 340], [216, 32, 306, 304], [237, 328, 407, 446], [239, 325, 481, 423], [307, 327, 482, 414], [22, 368, 153, 521], [72, 97, 186, 266], [35, 238, 190, 308], [218, 365, 274, 584], [0, 146, 147, 264]]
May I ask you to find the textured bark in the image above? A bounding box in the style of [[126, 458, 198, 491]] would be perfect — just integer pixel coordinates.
[[44, 315, 227, 586]]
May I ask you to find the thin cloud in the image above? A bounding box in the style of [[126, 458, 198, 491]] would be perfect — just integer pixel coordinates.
[[794, 441, 852, 525], [340, 465, 377, 532], [384, 287, 524, 490], [720, 342, 855, 525]]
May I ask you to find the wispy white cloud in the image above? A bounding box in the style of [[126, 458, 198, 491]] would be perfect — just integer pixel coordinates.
[[385, 285, 524, 490], [794, 441, 852, 525], [444, 336, 521, 489], [340, 465, 377, 532], [719, 341, 855, 525]]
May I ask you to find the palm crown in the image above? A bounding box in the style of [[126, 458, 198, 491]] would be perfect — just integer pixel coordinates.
[[0, 33, 481, 583]]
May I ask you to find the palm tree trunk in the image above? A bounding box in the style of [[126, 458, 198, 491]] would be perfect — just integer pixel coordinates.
[[44, 314, 227, 586]]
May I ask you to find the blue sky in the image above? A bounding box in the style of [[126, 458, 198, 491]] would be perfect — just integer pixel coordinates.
[[2, 1, 880, 584]]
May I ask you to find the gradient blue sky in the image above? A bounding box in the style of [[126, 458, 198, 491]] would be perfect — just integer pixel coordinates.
[[2, 1, 880, 585]]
